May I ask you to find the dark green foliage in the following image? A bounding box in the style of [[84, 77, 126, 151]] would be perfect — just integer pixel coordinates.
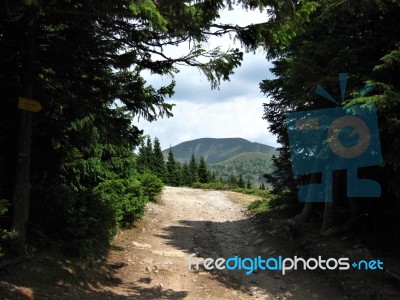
[[62, 176, 149, 254], [181, 162, 192, 186], [232, 187, 270, 197], [228, 173, 238, 188], [136, 136, 167, 183], [139, 172, 164, 202], [246, 179, 252, 189], [189, 154, 199, 184], [93, 178, 147, 228], [29, 113, 144, 254], [174, 161, 183, 186], [136, 139, 215, 188], [191, 182, 225, 190], [152, 138, 167, 181], [136, 137, 153, 174], [0, 199, 8, 217], [211, 171, 216, 182], [237, 174, 245, 188], [166, 148, 181, 186], [198, 156, 210, 183], [261, 0, 400, 242], [0, 199, 10, 257], [209, 152, 274, 188], [262, 1, 400, 203], [371, 45, 400, 198]]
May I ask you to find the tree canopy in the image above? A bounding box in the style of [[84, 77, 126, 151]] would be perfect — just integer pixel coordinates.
[[261, 0, 400, 242]]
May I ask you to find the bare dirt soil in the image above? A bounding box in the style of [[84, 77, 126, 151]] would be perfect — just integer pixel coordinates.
[[1, 186, 399, 299], [96, 187, 346, 299]]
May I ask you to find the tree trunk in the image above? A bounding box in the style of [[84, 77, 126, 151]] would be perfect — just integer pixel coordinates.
[[288, 171, 321, 238], [292, 201, 314, 224], [321, 201, 336, 234], [11, 18, 37, 240], [341, 198, 362, 233], [321, 170, 342, 235], [291, 170, 321, 225], [11, 111, 33, 239]]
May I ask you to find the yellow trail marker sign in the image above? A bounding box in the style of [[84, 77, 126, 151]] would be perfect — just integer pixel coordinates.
[[18, 97, 42, 112]]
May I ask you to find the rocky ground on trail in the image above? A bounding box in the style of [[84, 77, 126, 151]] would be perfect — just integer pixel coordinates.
[[1, 186, 399, 299], [97, 187, 347, 300]]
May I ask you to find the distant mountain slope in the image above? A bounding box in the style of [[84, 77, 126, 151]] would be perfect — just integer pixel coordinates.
[[163, 137, 275, 164], [210, 152, 274, 187]]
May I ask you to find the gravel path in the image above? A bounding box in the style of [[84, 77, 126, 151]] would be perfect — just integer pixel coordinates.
[[105, 187, 345, 299]]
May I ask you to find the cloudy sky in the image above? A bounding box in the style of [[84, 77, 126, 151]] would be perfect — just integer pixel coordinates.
[[133, 6, 278, 150]]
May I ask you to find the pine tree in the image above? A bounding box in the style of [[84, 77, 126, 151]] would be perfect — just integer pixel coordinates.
[[246, 179, 252, 189], [181, 162, 191, 186], [198, 156, 209, 184], [136, 139, 147, 174], [152, 137, 166, 181], [211, 171, 216, 182], [261, 0, 400, 235], [229, 173, 238, 187], [145, 136, 153, 169], [174, 161, 182, 187], [189, 153, 199, 184], [165, 148, 176, 186], [238, 174, 245, 188], [136, 136, 153, 173]]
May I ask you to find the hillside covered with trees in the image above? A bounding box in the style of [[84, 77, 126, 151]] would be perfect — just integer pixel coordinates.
[[210, 152, 274, 187], [162, 137, 275, 163], [137, 136, 265, 189], [163, 137, 276, 187]]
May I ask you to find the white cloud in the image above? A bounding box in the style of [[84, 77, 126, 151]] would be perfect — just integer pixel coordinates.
[[218, 5, 269, 27], [133, 97, 277, 150], [144, 52, 273, 104]]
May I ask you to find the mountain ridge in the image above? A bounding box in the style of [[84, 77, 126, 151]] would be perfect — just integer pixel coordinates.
[[162, 137, 275, 164]]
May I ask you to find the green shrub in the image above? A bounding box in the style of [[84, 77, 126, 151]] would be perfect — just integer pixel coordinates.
[[0, 199, 10, 257], [191, 182, 226, 190], [0, 199, 8, 215], [191, 182, 202, 189], [58, 177, 148, 256], [248, 199, 265, 210], [61, 188, 117, 256], [0, 229, 24, 258], [232, 187, 270, 197], [139, 172, 164, 201], [248, 199, 270, 213], [0, 200, 24, 259], [92, 177, 148, 229]]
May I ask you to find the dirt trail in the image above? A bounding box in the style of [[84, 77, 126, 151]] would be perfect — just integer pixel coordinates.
[[105, 187, 345, 299]]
